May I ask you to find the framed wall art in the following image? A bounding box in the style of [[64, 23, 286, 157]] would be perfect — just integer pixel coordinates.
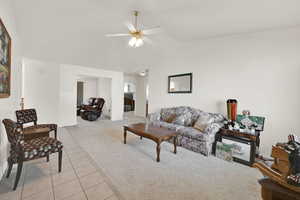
[[236, 114, 265, 131], [168, 73, 192, 93], [0, 18, 11, 98]]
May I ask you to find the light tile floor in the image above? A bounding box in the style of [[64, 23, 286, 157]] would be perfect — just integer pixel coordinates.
[[0, 128, 122, 200]]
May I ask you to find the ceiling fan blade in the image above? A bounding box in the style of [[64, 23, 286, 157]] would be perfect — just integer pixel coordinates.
[[143, 36, 153, 45], [124, 21, 136, 32], [105, 33, 131, 37], [142, 26, 161, 35]]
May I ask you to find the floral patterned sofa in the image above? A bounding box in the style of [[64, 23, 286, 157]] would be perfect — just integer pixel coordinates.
[[148, 106, 225, 156]]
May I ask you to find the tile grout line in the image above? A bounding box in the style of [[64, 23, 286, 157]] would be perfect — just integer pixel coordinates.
[[64, 138, 90, 200], [49, 158, 56, 200], [19, 164, 26, 200], [64, 127, 125, 200]]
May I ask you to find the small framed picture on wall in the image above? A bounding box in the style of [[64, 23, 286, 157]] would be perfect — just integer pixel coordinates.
[[168, 73, 192, 93]]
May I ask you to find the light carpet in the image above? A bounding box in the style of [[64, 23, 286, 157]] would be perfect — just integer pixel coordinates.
[[64, 116, 262, 200]]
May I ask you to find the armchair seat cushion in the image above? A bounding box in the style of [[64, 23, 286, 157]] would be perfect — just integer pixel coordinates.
[[22, 137, 63, 161]]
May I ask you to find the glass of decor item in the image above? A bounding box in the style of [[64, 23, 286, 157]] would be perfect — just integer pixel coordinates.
[[227, 99, 238, 121]]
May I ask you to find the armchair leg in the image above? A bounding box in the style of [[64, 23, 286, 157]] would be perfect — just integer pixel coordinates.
[[6, 160, 13, 178], [46, 154, 49, 162], [58, 150, 62, 173], [13, 161, 23, 190]]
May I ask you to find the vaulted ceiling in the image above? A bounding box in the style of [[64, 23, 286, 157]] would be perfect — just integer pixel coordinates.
[[12, 0, 300, 72]]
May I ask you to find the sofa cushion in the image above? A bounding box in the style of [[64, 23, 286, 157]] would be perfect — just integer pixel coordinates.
[[172, 112, 193, 126], [193, 114, 214, 132], [160, 108, 177, 122], [150, 121, 184, 131], [177, 127, 210, 141], [210, 113, 225, 123], [165, 114, 177, 123]]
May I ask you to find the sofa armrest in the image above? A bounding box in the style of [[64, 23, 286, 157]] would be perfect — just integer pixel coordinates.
[[147, 112, 161, 122], [204, 122, 223, 136]]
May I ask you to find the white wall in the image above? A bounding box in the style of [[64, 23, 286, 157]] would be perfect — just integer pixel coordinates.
[[78, 78, 98, 104], [23, 58, 60, 124], [0, 0, 23, 178], [148, 27, 300, 155], [97, 77, 112, 117]]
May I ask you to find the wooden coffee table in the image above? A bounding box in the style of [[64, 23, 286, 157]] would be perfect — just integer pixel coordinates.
[[123, 123, 178, 162]]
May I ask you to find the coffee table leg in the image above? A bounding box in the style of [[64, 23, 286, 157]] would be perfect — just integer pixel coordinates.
[[173, 136, 177, 154], [156, 142, 161, 162], [140, 136, 142, 140], [124, 128, 127, 144]]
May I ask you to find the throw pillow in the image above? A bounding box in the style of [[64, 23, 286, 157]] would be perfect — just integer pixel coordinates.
[[163, 114, 177, 123], [193, 114, 214, 132], [172, 112, 192, 126], [161, 108, 176, 122]]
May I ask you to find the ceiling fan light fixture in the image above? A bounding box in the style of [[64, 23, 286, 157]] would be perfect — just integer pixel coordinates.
[[128, 37, 137, 47], [107, 11, 159, 47], [135, 38, 143, 47]]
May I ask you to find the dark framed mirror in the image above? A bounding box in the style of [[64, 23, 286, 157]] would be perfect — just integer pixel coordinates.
[[168, 73, 192, 93]]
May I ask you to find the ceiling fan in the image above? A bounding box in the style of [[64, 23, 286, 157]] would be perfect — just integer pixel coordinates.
[[106, 11, 160, 48]]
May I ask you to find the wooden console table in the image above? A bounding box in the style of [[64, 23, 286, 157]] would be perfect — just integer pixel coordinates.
[[218, 128, 260, 147], [214, 128, 260, 166]]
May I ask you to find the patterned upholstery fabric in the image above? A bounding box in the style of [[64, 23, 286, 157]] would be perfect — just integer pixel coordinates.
[[172, 112, 193, 126], [3, 119, 63, 163], [148, 106, 225, 156], [15, 109, 57, 139], [21, 137, 63, 161], [16, 109, 37, 124]]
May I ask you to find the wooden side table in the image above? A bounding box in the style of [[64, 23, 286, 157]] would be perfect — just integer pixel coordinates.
[[214, 128, 259, 166], [258, 178, 300, 200], [218, 128, 260, 147]]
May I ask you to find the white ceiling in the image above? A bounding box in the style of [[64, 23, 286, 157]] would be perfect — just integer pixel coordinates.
[[13, 0, 300, 72]]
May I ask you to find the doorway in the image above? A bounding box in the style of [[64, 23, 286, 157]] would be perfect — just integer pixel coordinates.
[[124, 70, 148, 117], [77, 81, 84, 106], [76, 75, 112, 121]]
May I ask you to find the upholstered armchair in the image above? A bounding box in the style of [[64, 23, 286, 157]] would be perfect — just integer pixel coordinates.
[[2, 119, 63, 190], [15, 109, 58, 139], [78, 97, 96, 115], [80, 98, 105, 121]]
